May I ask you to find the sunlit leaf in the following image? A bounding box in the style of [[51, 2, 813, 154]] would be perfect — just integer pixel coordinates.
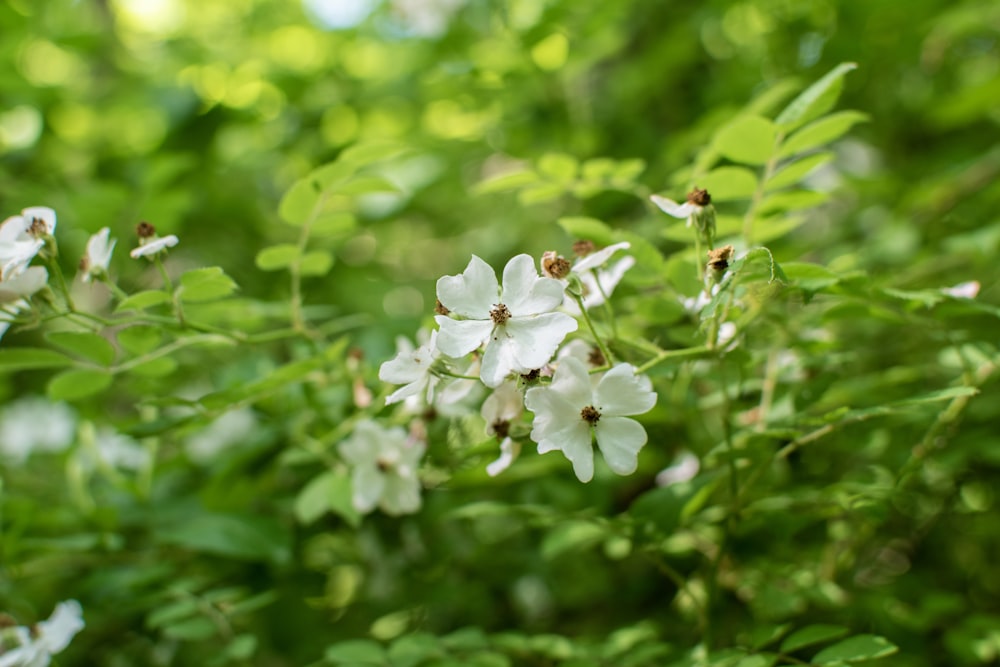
[[713, 115, 778, 166], [255, 244, 300, 271], [178, 267, 238, 303], [775, 62, 858, 131], [767, 152, 834, 190], [779, 111, 869, 157], [47, 368, 113, 401]]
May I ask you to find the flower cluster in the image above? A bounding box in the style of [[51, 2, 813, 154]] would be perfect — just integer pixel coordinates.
[[366, 247, 658, 511], [0, 205, 182, 342], [0, 600, 84, 667]]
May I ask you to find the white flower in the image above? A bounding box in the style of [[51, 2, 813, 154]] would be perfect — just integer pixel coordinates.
[[0, 267, 48, 304], [185, 408, 258, 464], [941, 280, 980, 299], [525, 357, 656, 483], [129, 234, 178, 259], [92, 427, 148, 471], [571, 241, 631, 274], [435, 254, 578, 388], [568, 242, 635, 312], [650, 194, 701, 223], [0, 207, 55, 281], [655, 451, 700, 486], [0, 599, 84, 667], [481, 381, 524, 476], [380, 330, 440, 405], [339, 420, 424, 515], [79, 228, 116, 282], [0, 397, 76, 464]]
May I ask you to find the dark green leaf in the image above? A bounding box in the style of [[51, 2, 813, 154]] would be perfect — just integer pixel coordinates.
[[45, 331, 115, 366], [811, 635, 898, 664], [780, 625, 849, 653], [0, 347, 73, 373]]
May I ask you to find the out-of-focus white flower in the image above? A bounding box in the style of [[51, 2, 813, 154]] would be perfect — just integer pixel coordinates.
[[655, 451, 700, 486], [339, 420, 424, 515], [0, 599, 84, 667], [79, 228, 116, 282], [525, 357, 657, 483], [0, 267, 47, 304], [185, 408, 258, 464], [392, 0, 464, 37], [380, 330, 441, 405], [941, 281, 980, 299], [557, 338, 608, 369], [0, 397, 76, 464], [129, 234, 178, 259], [435, 254, 577, 387], [481, 381, 524, 477], [92, 427, 148, 471]]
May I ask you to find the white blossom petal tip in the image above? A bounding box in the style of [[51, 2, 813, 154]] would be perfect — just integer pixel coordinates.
[[130, 234, 179, 259]]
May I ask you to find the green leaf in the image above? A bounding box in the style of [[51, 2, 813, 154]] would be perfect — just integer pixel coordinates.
[[114, 290, 172, 312], [541, 521, 606, 560], [699, 166, 758, 201], [337, 175, 399, 195], [45, 331, 115, 366], [279, 177, 320, 225], [537, 152, 578, 183], [473, 170, 539, 195], [780, 625, 849, 653], [388, 634, 444, 667], [811, 635, 898, 664], [47, 369, 113, 401], [117, 326, 162, 355], [295, 471, 360, 527], [517, 183, 565, 205], [713, 115, 778, 166], [779, 111, 869, 157], [162, 617, 216, 642], [312, 212, 357, 237], [775, 62, 858, 131], [178, 267, 238, 303], [255, 244, 300, 271], [782, 262, 843, 292], [0, 347, 73, 373], [759, 190, 828, 214], [767, 152, 834, 191], [338, 141, 407, 168], [325, 639, 386, 664], [557, 216, 615, 247], [146, 599, 200, 629], [299, 250, 334, 276], [156, 512, 291, 565]]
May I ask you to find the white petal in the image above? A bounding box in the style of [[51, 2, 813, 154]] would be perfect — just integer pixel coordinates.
[[338, 421, 380, 465], [572, 241, 631, 273], [547, 356, 596, 407], [594, 416, 647, 475], [436, 255, 497, 318], [651, 195, 696, 219], [129, 235, 179, 258], [942, 281, 980, 299], [22, 206, 57, 235], [0, 215, 30, 243], [37, 600, 84, 654], [0, 266, 48, 303], [656, 452, 700, 486], [525, 383, 595, 483], [379, 473, 422, 515], [486, 437, 519, 476], [500, 254, 565, 315], [0, 239, 43, 280], [481, 381, 523, 428], [351, 466, 385, 513], [594, 364, 656, 416], [504, 312, 577, 370], [480, 328, 520, 387], [434, 315, 493, 358]]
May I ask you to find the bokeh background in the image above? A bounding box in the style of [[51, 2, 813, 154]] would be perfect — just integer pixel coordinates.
[[1, 0, 998, 665]]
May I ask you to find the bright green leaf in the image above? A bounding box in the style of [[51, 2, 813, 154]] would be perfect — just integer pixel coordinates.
[[759, 190, 828, 214], [178, 267, 238, 303], [713, 115, 778, 166], [811, 634, 898, 664], [47, 369, 113, 401], [295, 471, 360, 527], [557, 216, 615, 247], [775, 62, 858, 131], [541, 521, 605, 560], [162, 617, 216, 642], [767, 152, 834, 191], [299, 250, 334, 276], [116, 326, 162, 355], [115, 290, 172, 312], [44, 331, 115, 366], [255, 244, 300, 271], [518, 183, 565, 205], [780, 625, 849, 653], [473, 170, 539, 195], [699, 166, 758, 200], [779, 111, 869, 157], [0, 348, 73, 373], [537, 152, 578, 183], [337, 176, 399, 195], [279, 178, 320, 225], [312, 212, 357, 237], [388, 633, 443, 667]]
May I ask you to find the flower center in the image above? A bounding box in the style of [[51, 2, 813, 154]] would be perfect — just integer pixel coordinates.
[[376, 457, 394, 472], [587, 346, 606, 367], [490, 303, 511, 325], [492, 419, 511, 439], [687, 187, 711, 207], [572, 239, 595, 257], [27, 216, 48, 237], [136, 221, 157, 239], [580, 405, 601, 424]]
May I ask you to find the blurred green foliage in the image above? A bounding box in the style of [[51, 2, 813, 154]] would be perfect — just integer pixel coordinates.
[[1, 0, 998, 666]]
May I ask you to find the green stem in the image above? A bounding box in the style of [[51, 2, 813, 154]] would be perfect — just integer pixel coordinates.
[[290, 191, 330, 334], [634, 345, 712, 374], [573, 293, 614, 365], [45, 256, 76, 311]]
